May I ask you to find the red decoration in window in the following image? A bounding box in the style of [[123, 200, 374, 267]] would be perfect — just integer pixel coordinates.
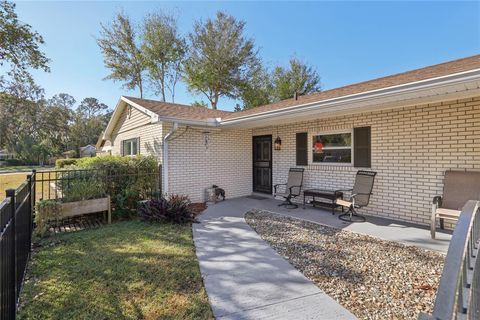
[[313, 141, 324, 153]]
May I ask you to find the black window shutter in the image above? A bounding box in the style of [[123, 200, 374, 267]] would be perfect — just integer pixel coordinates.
[[120, 140, 124, 156], [136, 137, 140, 155], [354, 127, 371, 168], [296, 132, 308, 166]]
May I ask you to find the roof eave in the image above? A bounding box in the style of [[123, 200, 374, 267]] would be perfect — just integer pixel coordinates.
[[101, 96, 160, 142], [158, 116, 221, 127], [220, 68, 480, 128]]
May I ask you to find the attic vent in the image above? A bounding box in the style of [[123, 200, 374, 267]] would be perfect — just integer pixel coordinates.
[[127, 105, 132, 119]]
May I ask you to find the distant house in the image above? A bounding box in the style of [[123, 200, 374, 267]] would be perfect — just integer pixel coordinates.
[[79, 145, 96, 158], [0, 149, 13, 161], [97, 55, 480, 227]]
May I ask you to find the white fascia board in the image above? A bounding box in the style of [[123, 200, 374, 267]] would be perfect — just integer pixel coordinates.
[[157, 116, 221, 127], [220, 68, 480, 127], [121, 96, 159, 122], [95, 130, 106, 149], [120, 97, 221, 127], [102, 96, 161, 141], [102, 98, 127, 140]]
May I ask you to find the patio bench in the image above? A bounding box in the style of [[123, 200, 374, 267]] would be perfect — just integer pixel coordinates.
[[431, 170, 480, 239]]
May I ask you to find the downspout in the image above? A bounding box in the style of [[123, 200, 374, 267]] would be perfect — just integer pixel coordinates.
[[162, 122, 178, 194]]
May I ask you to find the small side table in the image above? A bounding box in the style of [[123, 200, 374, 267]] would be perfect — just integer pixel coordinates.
[[303, 189, 344, 215]]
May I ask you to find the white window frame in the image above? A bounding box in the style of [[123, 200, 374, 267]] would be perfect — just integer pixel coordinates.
[[310, 129, 354, 166], [122, 138, 138, 157]]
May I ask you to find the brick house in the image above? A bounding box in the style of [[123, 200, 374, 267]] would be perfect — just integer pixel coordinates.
[[97, 55, 480, 226]]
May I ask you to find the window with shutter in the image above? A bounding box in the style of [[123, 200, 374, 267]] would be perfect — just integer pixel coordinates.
[[311, 131, 352, 164], [296, 132, 308, 166], [353, 127, 371, 168]]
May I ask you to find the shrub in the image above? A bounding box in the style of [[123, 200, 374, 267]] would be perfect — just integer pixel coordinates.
[[74, 155, 157, 172], [35, 200, 62, 237], [113, 184, 141, 219], [67, 155, 159, 219], [138, 198, 166, 221], [138, 194, 194, 224], [5, 159, 24, 166], [165, 195, 194, 224], [62, 178, 105, 202], [56, 158, 78, 168], [55, 170, 105, 201]]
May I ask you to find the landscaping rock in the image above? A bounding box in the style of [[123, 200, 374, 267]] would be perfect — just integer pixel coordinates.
[[245, 210, 444, 320]]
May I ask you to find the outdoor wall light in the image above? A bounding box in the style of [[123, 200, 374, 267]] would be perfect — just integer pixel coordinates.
[[274, 136, 282, 151]]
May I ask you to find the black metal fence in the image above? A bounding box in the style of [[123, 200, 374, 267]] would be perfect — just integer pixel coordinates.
[[0, 172, 35, 320], [0, 164, 162, 319], [419, 200, 480, 320], [33, 165, 162, 204]]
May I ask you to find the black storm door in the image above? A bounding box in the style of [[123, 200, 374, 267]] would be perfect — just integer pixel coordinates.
[[253, 135, 272, 194]]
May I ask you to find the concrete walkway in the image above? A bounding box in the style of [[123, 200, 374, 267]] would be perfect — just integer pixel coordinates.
[[193, 196, 451, 319], [193, 198, 357, 319]]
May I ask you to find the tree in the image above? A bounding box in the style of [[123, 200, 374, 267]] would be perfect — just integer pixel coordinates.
[[142, 13, 186, 102], [238, 65, 272, 109], [184, 11, 260, 109], [97, 13, 146, 98], [0, 1, 49, 77], [77, 97, 108, 118], [48, 93, 76, 110], [69, 97, 110, 153], [45, 93, 75, 153], [0, 1, 49, 160], [191, 100, 208, 108], [0, 74, 47, 164], [271, 57, 321, 101]]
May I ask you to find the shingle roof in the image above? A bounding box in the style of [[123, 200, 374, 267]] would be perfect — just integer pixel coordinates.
[[224, 54, 480, 120], [125, 54, 480, 122], [123, 97, 232, 121]]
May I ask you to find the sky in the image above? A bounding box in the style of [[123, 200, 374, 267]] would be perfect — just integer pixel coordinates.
[[13, 1, 480, 111]]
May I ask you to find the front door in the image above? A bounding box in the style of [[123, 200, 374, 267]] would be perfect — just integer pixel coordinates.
[[253, 135, 272, 194]]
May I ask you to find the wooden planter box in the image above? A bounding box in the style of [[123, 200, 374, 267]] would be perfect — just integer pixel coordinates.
[[61, 195, 111, 224]]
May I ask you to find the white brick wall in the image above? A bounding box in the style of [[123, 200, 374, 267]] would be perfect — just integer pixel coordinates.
[[109, 96, 479, 226], [253, 96, 480, 226], [166, 123, 252, 202]]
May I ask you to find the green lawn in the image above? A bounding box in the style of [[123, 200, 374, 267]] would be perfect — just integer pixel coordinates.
[[18, 221, 213, 320], [0, 165, 53, 172], [0, 173, 29, 200]]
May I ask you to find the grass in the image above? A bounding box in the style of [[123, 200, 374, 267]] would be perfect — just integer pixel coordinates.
[[18, 221, 213, 320], [0, 171, 59, 202], [0, 173, 29, 200], [0, 165, 53, 172]]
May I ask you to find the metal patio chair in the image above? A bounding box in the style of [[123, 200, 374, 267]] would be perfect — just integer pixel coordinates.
[[431, 170, 480, 239], [274, 168, 304, 209], [336, 170, 377, 222]]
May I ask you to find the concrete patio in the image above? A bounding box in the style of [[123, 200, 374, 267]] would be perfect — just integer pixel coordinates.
[[253, 196, 451, 253], [193, 196, 451, 319]]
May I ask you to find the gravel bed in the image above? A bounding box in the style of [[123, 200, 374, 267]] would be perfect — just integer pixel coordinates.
[[245, 210, 445, 320]]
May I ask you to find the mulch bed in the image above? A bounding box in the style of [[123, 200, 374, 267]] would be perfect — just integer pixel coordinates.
[[245, 210, 445, 320]]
